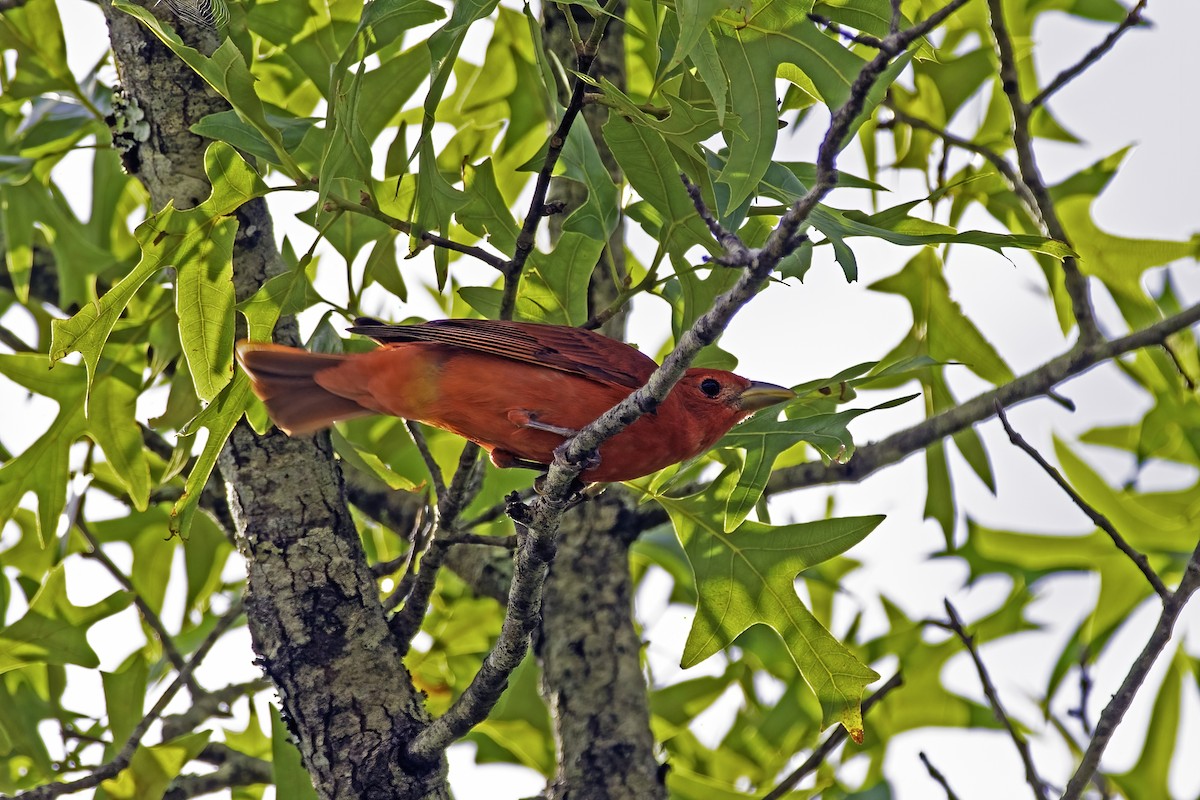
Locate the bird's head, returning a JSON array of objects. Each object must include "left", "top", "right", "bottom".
[{"left": 674, "top": 368, "right": 795, "bottom": 444}]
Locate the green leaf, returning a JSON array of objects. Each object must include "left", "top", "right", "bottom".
[
  {"left": 603, "top": 112, "right": 717, "bottom": 258},
  {"left": 0, "top": 567, "right": 131, "bottom": 674},
  {"left": 712, "top": 6, "right": 869, "bottom": 207},
  {"left": 102, "top": 657, "right": 148, "bottom": 760},
  {"left": 870, "top": 249, "right": 1015, "bottom": 385},
  {"left": 101, "top": 731, "right": 211, "bottom": 800},
  {"left": 237, "top": 266, "right": 322, "bottom": 344},
  {"left": 557, "top": 122, "right": 621, "bottom": 241},
  {"left": 718, "top": 394, "right": 917, "bottom": 530},
  {"left": 415, "top": 0, "right": 502, "bottom": 160},
  {"left": 670, "top": 0, "right": 737, "bottom": 72},
  {"left": 459, "top": 159, "right": 519, "bottom": 257},
  {"left": 176, "top": 217, "right": 237, "bottom": 402},
  {"left": 413, "top": 135, "right": 467, "bottom": 287},
  {"left": 191, "top": 110, "right": 318, "bottom": 168},
  {"left": 170, "top": 373, "right": 253, "bottom": 538},
  {"left": 1052, "top": 150, "right": 1199, "bottom": 329},
  {"left": 0, "top": 184, "right": 36, "bottom": 303},
  {"left": 654, "top": 473, "right": 881, "bottom": 738},
  {"left": 526, "top": 232, "right": 603, "bottom": 326},
  {"left": 271, "top": 704, "right": 320, "bottom": 800},
  {"left": 50, "top": 143, "right": 266, "bottom": 400},
  {"left": 86, "top": 351, "right": 152, "bottom": 510},
  {"left": 0, "top": 351, "right": 150, "bottom": 542}
]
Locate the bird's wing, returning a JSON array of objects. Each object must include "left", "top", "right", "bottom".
[{"left": 347, "top": 318, "right": 655, "bottom": 390}]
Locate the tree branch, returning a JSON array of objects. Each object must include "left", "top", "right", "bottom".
[
  {"left": 762, "top": 672, "right": 904, "bottom": 800},
  {"left": 499, "top": 0, "right": 624, "bottom": 320},
  {"left": 769, "top": 302, "right": 1200, "bottom": 492},
  {"left": 408, "top": 0, "right": 972, "bottom": 765},
  {"left": 322, "top": 191, "right": 509, "bottom": 271},
  {"left": 1029, "top": 0, "right": 1149, "bottom": 109},
  {"left": 1061, "top": 540, "right": 1200, "bottom": 799},
  {"left": 405, "top": 495, "right": 558, "bottom": 762},
  {"left": 942, "top": 600, "right": 1049, "bottom": 800},
  {"left": 14, "top": 600, "right": 244, "bottom": 800},
  {"left": 163, "top": 744, "right": 273, "bottom": 800},
  {"left": 993, "top": 402, "right": 1170, "bottom": 601},
  {"left": 919, "top": 751, "right": 962, "bottom": 800},
  {"left": 986, "top": 0, "right": 1102, "bottom": 345}
]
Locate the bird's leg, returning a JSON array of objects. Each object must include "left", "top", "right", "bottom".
[{"left": 507, "top": 409, "right": 579, "bottom": 438}]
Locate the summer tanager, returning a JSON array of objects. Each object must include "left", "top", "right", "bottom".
[{"left": 235, "top": 318, "right": 795, "bottom": 483}]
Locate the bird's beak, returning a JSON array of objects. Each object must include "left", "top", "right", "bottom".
[{"left": 737, "top": 381, "right": 796, "bottom": 412}]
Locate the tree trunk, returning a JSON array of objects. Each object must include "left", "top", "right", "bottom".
[{"left": 103, "top": 6, "right": 448, "bottom": 797}]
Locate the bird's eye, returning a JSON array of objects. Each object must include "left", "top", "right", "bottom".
[{"left": 699, "top": 378, "right": 721, "bottom": 398}]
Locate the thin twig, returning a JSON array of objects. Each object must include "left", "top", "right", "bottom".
[
  {"left": 161, "top": 680, "right": 272, "bottom": 741},
  {"left": 919, "top": 751, "right": 962, "bottom": 800},
  {"left": 807, "top": 13, "right": 885, "bottom": 49},
  {"left": 405, "top": 421, "right": 448, "bottom": 505},
  {"left": 986, "top": 0, "right": 1102, "bottom": 346},
  {"left": 889, "top": 0, "right": 903, "bottom": 34},
  {"left": 761, "top": 672, "right": 904, "bottom": 800},
  {"left": 1062, "top": 541, "right": 1200, "bottom": 799},
  {"left": 1030, "top": 0, "right": 1148, "bottom": 108},
  {"left": 994, "top": 401, "right": 1170, "bottom": 600},
  {"left": 77, "top": 519, "right": 202, "bottom": 695},
  {"left": 680, "top": 172, "right": 752, "bottom": 264},
  {"left": 435, "top": 532, "right": 519, "bottom": 548},
  {"left": 323, "top": 192, "right": 508, "bottom": 271},
  {"left": 499, "top": 0, "right": 625, "bottom": 320},
  {"left": 943, "top": 600, "right": 1049, "bottom": 800},
  {"left": 16, "top": 599, "right": 245, "bottom": 800},
  {"left": 1068, "top": 646, "right": 1095, "bottom": 737},
  {"left": 769, "top": 301, "right": 1200, "bottom": 492},
  {"left": 882, "top": 101, "right": 1041, "bottom": 215}
]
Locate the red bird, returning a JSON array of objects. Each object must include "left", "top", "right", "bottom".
[{"left": 235, "top": 318, "right": 794, "bottom": 483}]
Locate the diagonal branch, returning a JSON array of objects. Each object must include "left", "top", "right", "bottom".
[
  {"left": 14, "top": 600, "right": 244, "bottom": 800},
  {"left": 919, "top": 751, "right": 963, "bottom": 800},
  {"left": 993, "top": 401, "right": 1170, "bottom": 601},
  {"left": 499, "top": 0, "right": 625, "bottom": 321},
  {"left": 405, "top": 496, "right": 557, "bottom": 762},
  {"left": 1061, "top": 540, "right": 1200, "bottom": 799},
  {"left": 762, "top": 672, "right": 904, "bottom": 800},
  {"left": 1030, "top": 0, "right": 1149, "bottom": 109},
  {"left": 942, "top": 600, "right": 1050, "bottom": 800},
  {"left": 768, "top": 302, "right": 1200, "bottom": 492}
]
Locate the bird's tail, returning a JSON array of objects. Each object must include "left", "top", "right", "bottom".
[{"left": 235, "top": 341, "right": 372, "bottom": 435}]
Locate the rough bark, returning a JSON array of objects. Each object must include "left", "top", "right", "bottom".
[{"left": 104, "top": 6, "right": 448, "bottom": 797}]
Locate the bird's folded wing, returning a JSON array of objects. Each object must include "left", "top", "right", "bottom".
[{"left": 347, "top": 317, "right": 655, "bottom": 390}]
